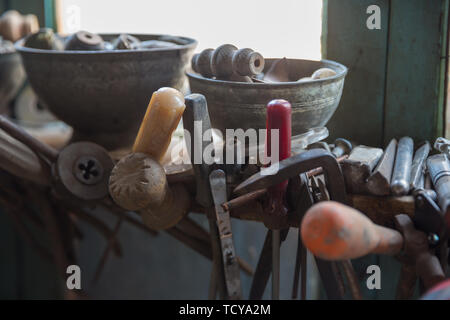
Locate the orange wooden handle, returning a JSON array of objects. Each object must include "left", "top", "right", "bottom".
[{"left": 301, "top": 201, "right": 403, "bottom": 260}]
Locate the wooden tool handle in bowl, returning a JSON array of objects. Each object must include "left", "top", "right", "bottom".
[{"left": 301, "top": 201, "right": 404, "bottom": 260}]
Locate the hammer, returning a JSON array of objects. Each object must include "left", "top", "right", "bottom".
[{"left": 109, "top": 87, "right": 190, "bottom": 230}]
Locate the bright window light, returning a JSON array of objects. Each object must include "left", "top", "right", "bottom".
[{"left": 57, "top": 0, "right": 323, "bottom": 60}]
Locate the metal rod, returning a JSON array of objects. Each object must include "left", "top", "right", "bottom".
[
  {"left": 272, "top": 229, "right": 280, "bottom": 300},
  {"left": 410, "top": 142, "right": 431, "bottom": 190},
  {"left": 391, "top": 137, "right": 414, "bottom": 196},
  {"left": 291, "top": 232, "right": 302, "bottom": 299}
]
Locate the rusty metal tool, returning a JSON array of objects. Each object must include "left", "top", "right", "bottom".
[
  {"left": 391, "top": 137, "right": 414, "bottom": 196},
  {"left": 331, "top": 138, "right": 352, "bottom": 158},
  {"left": 234, "top": 149, "right": 347, "bottom": 200},
  {"left": 236, "top": 149, "right": 347, "bottom": 299},
  {"left": 184, "top": 94, "right": 241, "bottom": 300},
  {"left": 427, "top": 154, "right": 450, "bottom": 230},
  {"left": 366, "top": 138, "right": 397, "bottom": 196},
  {"left": 209, "top": 169, "right": 242, "bottom": 299},
  {"left": 341, "top": 145, "right": 383, "bottom": 194}
]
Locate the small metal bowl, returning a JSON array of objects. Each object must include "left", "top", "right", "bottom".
[
  {"left": 0, "top": 51, "right": 26, "bottom": 113},
  {"left": 16, "top": 34, "right": 197, "bottom": 150},
  {"left": 187, "top": 58, "right": 347, "bottom": 136}
]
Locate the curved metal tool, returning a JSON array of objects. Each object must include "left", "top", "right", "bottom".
[
  {"left": 244, "top": 149, "right": 347, "bottom": 300},
  {"left": 234, "top": 149, "right": 346, "bottom": 203}
]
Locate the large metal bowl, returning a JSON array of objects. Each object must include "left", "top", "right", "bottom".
[
  {"left": 16, "top": 34, "right": 197, "bottom": 149},
  {"left": 0, "top": 52, "right": 26, "bottom": 113},
  {"left": 187, "top": 59, "right": 347, "bottom": 136}
]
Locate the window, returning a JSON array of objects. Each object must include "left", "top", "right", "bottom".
[{"left": 56, "top": 0, "right": 323, "bottom": 60}]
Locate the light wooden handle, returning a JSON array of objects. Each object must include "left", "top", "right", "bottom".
[
  {"left": 108, "top": 153, "right": 190, "bottom": 230},
  {"left": 301, "top": 201, "right": 403, "bottom": 260},
  {"left": 192, "top": 45, "right": 264, "bottom": 80},
  {"left": 132, "top": 87, "right": 185, "bottom": 162}
]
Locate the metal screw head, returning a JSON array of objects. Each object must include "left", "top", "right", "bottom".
[
  {"left": 74, "top": 156, "right": 104, "bottom": 185},
  {"left": 54, "top": 142, "right": 114, "bottom": 201}
]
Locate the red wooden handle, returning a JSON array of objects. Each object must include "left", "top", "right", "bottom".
[{"left": 301, "top": 201, "right": 403, "bottom": 260}]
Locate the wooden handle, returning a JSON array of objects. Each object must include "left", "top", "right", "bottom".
[
  {"left": 132, "top": 87, "right": 185, "bottom": 162},
  {"left": 193, "top": 44, "right": 265, "bottom": 80},
  {"left": 65, "top": 31, "right": 105, "bottom": 51},
  {"left": 108, "top": 153, "right": 190, "bottom": 230},
  {"left": 301, "top": 201, "right": 403, "bottom": 260},
  {"left": 192, "top": 49, "right": 214, "bottom": 78}
]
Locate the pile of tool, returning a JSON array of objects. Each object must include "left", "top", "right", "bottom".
[
  {"left": 1, "top": 79, "right": 449, "bottom": 299},
  {"left": 23, "top": 29, "right": 183, "bottom": 51},
  {"left": 192, "top": 44, "right": 337, "bottom": 83}
]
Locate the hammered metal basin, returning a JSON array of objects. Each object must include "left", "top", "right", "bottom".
[
  {"left": 16, "top": 34, "right": 197, "bottom": 149},
  {"left": 0, "top": 52, "right": 26, "bottom": 113},
  {"left": 187, "top": 59, "right": 347, "bottom": 135}
]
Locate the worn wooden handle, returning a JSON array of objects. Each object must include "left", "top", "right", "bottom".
[
  {"left": 192, "top": 45, "right": 264, "bottom": 81},
  {"left": 301, "top": 201, "right": 403, "bottom": 260}
]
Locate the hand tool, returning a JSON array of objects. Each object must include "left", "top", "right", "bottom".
[
  {"left": 133, "top": 87, "right": 186, "bottom": 163},
  {"left": 410, "top": 142, "right": 431, "bottom": 190},
  {"left": 184, "top": 94, "right": 241, "bottom": 300},
  {"left": 434, "top": 137, "right": 450, "bottom": 158},
  {"left": 331, "top": 138, "right": 352, "bottom": 158},
  {"left": 427, "top": 153, "right": 450, "bottom": 230},
  {"left": 301, "top": 201, "right": 445, "bottom": 290},
  {"left": 192, "top": 44, "right": 264, "bottom": 81},
  {"left": 65, "top": 31, "right": 105, "bottom": 51},
  {"left": 264, "top": 99, "right": 291, "bottom": 300},
  {"left": 209, "top": 169, "right": 242, "bottom": 299},
  {"left": 391, "top": 137, "right": 414, "bottom": 196},
  {"left": 341, "top": 145, "right": 384, "bottom": 194},
  {"left": 301, "top": 201, "right": 403, "bottom": 260},
  {"left": 109, "top": 153, "right": 190, "bottom": 230},
  {"left": 109, "top": 87, "right": 190, "bottom": 230},
  {"left": 366, "top": 139, "right": 397, "bottom": 196},
  {"left": 235, "top": 148, "right": 347, "bottom": 299}
]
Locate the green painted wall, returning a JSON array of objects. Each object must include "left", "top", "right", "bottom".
[{"left": 324, "top": 0, "right": 449, "bottom": 147}]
